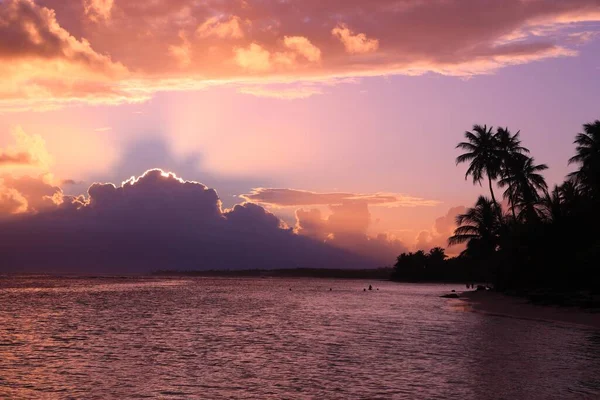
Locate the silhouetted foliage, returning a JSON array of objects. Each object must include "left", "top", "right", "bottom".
[
  {"left": 456, "top": 124, "right": 502, "bottom": 206},
  {"left": 393, "top": 119, "right": 600, "bottom": 296},
  {"left": 391, "top": 246, "right": 486, "bottom": 282},
  {"left": 447, "top": 120, "right": 600, "bottom": 293},
  {"left": 568, "top": 120, "right": 600, "bottom": 199}
]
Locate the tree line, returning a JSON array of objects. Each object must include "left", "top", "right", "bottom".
[{"left": 393, "top": 120, "right": 600, "bottom": 293}]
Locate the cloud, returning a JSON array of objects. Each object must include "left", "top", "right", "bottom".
[
  {"left": 331, "top": 24, "right": 379, "bottom": 54},
  {"left": 0, "top": 0, "right": 132, "bottom": 111},
  {"left": 234, "top": 43, "right": 273, "bottom": 72},
  {"left": 3, "top": 0, "right": 600, "bottom": 110},
  {"left": 295, "top": 202, "right": 408, "bottom": 265},
  {"left": 0, "top": 174, "right": 63, "bottom": 215},
  {"left": 84, "top": 0, "right": 114, "bottom": 21},
  {"left": 414, "top": 206, "right": 467, "bottom": 255},
  {"left": 0, "top": 169, "right": 377, "bottom": 272},
  {"left": 197, "top": 15, "right": 246, "bottom": 39},
  {"left": 241, "top": 187, "right": 428, "bottom": 263},
  {"left": 0, "top": 185, "right": 28, "bottom": 215},
  {"left": 61, "top": 179, "right": 84, "bottom": 185},
  {"left": 283, "top": 36, "right": 321, "bottom": 62},
  {"left": 240, "top": 188, "right": 439, "bottom": 207},
  {"left": 0, "top": 152, "right": 33, "bottom": 166},
  {"left": 238, "top": 84, "right": 324, "bottom": 99},
  {"left": 0, "top": 126, "right": 52, "bottom": 169},
  {"left": 169, "top": 30, "right": 192, "bottom": 68}
]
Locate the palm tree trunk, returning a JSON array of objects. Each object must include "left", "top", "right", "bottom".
[{"left": 488, "top": 175, "right": 497, "bottom": 206}]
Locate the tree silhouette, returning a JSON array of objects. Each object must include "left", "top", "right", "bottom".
[
  {"left": 499, "top": 156, "right": 548, "bottom": 222},
  {"left": 394, "top": 118, "right": 600, "bottom": 295},
  {"left": 568, "top": 120, "right": 600, "bottom": 198},
  {"left": 448, "top": 196, "right": 500, "bottom": 258},
  {"left": 428, "top": 247, "right": 447, "bottom": 263},
  {"left": 496, "top": 127, "right": 530, "bottom": 218},
  {"left": 456, "top": 125, "right": 502, "bottom": 206}
]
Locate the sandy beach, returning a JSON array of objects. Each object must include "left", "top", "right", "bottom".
[{"left": 455, "top": 290, "right": 600, "bottom": 330}]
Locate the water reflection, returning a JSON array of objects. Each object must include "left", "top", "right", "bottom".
[{"left": 0, "top": 277, "right": 598, "bottom": 399}]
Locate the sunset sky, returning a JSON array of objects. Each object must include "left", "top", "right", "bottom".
[{"left": 1, "top": 0, "right": 600, "bottom": 269}]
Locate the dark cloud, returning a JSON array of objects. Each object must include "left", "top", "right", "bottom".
[
  {"left": 91, "top": 136, "right": 278, "bottom": 208},
  {"left": 0, "top": 169, "right": 377, "bottom": 273},
  {"left": 61, "top": 179, "right": 84, "bottom": 185}
]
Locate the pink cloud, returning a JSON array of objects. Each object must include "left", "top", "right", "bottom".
[
  {"left": 0, "top": 174, "right": 63, "bottom": 215},
  {"left": 2, "top": 0, "right": 600, "bottom": 110},
  {"left": 240, "top": 188, "right": 439, "bottom": 207},
  {"left": 237, "top": 84, "right": 325, "bottom": 100},
  {"left": 295, "top": 202, "right": 408, "bottom": 265},
  {"left": 414, "top": 206, "right": 467, "bottom": 256}
]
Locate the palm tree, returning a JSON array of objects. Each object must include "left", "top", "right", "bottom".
[
  {"left": 498, "top": 156, "right": 548, "bottom": 222},
  {"left": 456, "top": 125, "right": 502, "bottom": 206},
  {"left": 495, "top": 127, "right": 530, "bottom": 218},
  {"left": 448, "top": 196, "right": 501, "bottom": 257},
  {"left": 496, "top": 128, "right": 530, "bottom": 157},
  {"left": 541, "top": 180, "right": 584, "bottom": 222},
  {"left": 540, "top": 185, "right": 563, "bottom": 223},
  {"left": 557, "top": 180, "right": 581, "bottom": 212},
  {"left": 428, "top": 247, "right": 447, "bottom": 264},
  {"left": 568, "top": 120, "right": 600, "bottom": 197}
]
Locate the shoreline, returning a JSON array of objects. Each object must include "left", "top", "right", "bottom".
[{"left": 456, "top": 290, "right": 600, "bottom": 330}]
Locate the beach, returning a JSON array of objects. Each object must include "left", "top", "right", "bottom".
[{"left": 457, "top": 290, "right": 600, "bottom": 330}]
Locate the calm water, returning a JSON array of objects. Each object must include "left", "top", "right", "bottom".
[{"left": 0, "top": 277, "right": 599, "bottom": 399}]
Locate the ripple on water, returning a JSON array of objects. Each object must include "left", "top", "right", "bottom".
[{"left": 0, "top": 277, "right": 598, "bottom": 399}]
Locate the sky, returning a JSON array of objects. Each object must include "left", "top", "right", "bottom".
[{"left": 1, "top": 0, "right": 600, "bottom": 271}]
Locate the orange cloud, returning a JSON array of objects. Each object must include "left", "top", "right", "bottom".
[
  {"left": 84, "top": 0, "right": 114, "bottom": 21},
  {"left": 0, "top": 174, "right": 64, "bottom": 215},
  {"left": 0, "top": 152, "right": 33, "bottom": 166},
  {"left": 169, "top": 31, "right": 192, "bottom": 68},
  {"left": 283, "top": 36, "right": 322, "bottom": 62},
  {"left": 0, "top": 126, "right": 52, "bottom": 170},
  {"left": 331, "top": 24, "right": 379, "bottom": 54},
  {"left": 3, "top": 0, "right": 600, "bottom": 110},
  {"left": 197, "top": 15, "right": 246, "bottom": 39},
  {"left": 234, "top": 43, "right": 273, "bottom": 72},
  {"left": 0, "top": 0, "right": 132, "bottom": 111},
  {"left": 0, "top": 185, "right": 28, "bottom": 215}
]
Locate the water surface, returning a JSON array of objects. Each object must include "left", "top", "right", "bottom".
[{"left": 0, "top": 277, "right": 598, "bottom": 399}]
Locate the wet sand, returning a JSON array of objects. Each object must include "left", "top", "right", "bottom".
[{"left": 456, "top": 290, "right": 600, "bottom": 330}]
